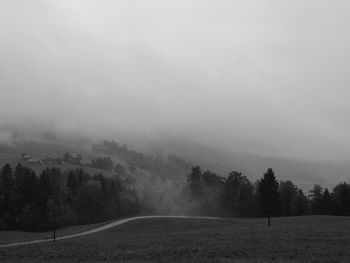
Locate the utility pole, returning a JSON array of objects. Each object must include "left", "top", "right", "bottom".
[
  {"left": 53, "top": 199, "right": 56, "bottom": 242},
  {"left": 48, "top": 198, "right": 56, "bottom": 242}
]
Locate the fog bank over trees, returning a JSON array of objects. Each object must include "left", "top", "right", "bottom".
[
  {"left": 1, "top": 0, "right": 350, "bottom": 163},
  {"left": 0, "top": 129, "right": 349, "bottom": 191}
]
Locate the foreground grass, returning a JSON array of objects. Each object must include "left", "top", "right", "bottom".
[
  {"left": 0, "top": 219, "right": 117, "bottom": 244},
  {"left": 0, "top": 216, "right": 350, "bottom": 262}
]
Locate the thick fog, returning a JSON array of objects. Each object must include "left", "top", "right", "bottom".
[{"left": 1, "top": 0, "right": 350, "bottom": 161}]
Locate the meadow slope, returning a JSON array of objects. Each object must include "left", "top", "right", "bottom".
[{"left": 0, "top": 216, "right": 349, "bottom": 262}]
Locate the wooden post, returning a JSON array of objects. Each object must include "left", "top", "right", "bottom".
[{"left": 53, "top": 199, "right": 56, "bottom": 242}]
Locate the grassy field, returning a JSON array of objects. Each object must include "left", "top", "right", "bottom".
[
  {"left": 0, "top": 219, "right": 118, "bottom": 245},
  {"left": 0, "top": 216, "right": 349, "bottom": 262}
]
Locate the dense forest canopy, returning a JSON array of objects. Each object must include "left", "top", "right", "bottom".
[{"left": 1, "top": 157, "right": 349, "bottom": 231}]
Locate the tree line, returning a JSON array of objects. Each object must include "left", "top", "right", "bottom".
[
  {"left": 0, "top": 163, "right": 139, "bottom": 231},
  {"left": 187, "top": 166, "right": 350, "bottom": 225},
  {"left": 1, "top": 162, "right": 349, "bottom": 231}
]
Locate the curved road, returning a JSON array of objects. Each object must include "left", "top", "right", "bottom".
[{"left": 0, "top": 216, "right": 220, "bottom": 248}]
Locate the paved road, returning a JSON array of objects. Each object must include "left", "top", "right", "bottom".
[{"left": 0, "top": 216, "right": 220, "bottom": 248}]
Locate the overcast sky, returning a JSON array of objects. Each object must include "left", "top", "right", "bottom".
[{"left": 1, "top": 0, "right": 350, "bottom": 161}]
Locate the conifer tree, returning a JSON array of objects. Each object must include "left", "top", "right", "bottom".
[{"left": 257, "top": 168, "right": 279, "bottom": 227}]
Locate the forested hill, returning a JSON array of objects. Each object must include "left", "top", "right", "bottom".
[
  {"left": 0, "top": 138, "right": 193, "bottom": 181},
  {"left": 0, "top": 138, "right": 198, "bottom": 220},
  {"left": 0, "top": 140, "right": 195, "bottom": 232},
  {"left": 1, "top": 138, "right": 350, "bottom": 233},
  {"left": 1, "top": 135, "right": 349, "bottom": 194},
  {"left": 92, "top": 140, "right": 193, "bottom": 179}
]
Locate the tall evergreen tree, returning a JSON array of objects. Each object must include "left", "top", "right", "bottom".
[
  {"left": 257, "top": 168, "right": 279, "bottom": 227},
  {"left": 332, "top": 183, "right": 350, "bottom": 216},
  {"left": 67, "top": 171, "right": 78, "bottom": 195},
  {"left": 224, "top": 171, "right": 243, "bottom": 216},
  {"left": 291, "top": 189, "right": 308, "bottom": 216},
  {"left": 223, "top": 171, "right": 254, "bottom": 217},
  {"left": 0, "top": 164, "right": 15, "bottom": 229},
  {"left": 0, "top": 164, "right": 14, "bottom": 194},
  {"left": 238, "top": 177, "right": 255, "bottom": 217},
  {"left": 14, "top": 165, "right": 35, "bottom": 215},
  {"left": 322, "top": 188, "right": 332, "bottom": 215},
  {"left": 279, "top": 180, "right": 297, "bottom": 216},
  {"left": 188, "top": 166, "right": 202, "bottom": 196},
  {"left": 309, "top": 184, "right": 324, "bottom": 214}
]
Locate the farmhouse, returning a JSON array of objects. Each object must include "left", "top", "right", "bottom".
[
  {"left": 21, "top": 153, "right": 32, "bottom": 160},
  {"left": 26, "top": 158, "right": 42, "bottom": 164},
  {"left": 42, "top": 156, "right": 63, "bottom": 165},
  {"left": 63, "top": 152, "right": 82, "bottom": 164}
]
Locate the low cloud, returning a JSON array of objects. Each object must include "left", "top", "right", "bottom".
[{"left": 1, "top": 0, "right": 350, "bottom": 161}]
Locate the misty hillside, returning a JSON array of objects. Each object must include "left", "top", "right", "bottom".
[
  {"left": 1, "top": 130, "right": 350, "bottom": 228},
  {"left": 0, "top": 131, "right": 349, "bottom": 192},
  {"left": 143, "top": 138, "right": 350, "bottom": 191}
]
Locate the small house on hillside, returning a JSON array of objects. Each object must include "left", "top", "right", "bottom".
[
  {"left": 63, "top": 152, "right": 82, "bottom": 165},
  {"left": 21, "top": 153, "right": 32, "bottom": 160},
  {"left": 42, "top": 157, "right": 63, "bottom": 165},
  {"left": 27, "top": 158, "right": 42, "bottom": 165}
]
